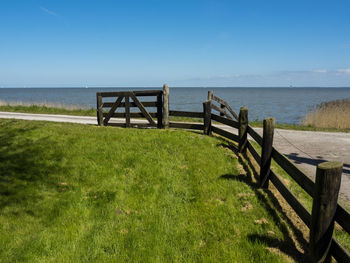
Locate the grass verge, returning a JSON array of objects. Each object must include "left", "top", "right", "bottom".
[
  {"left": 247, "top": 140, "right": 350, "bottom": 253},
  {"left": 0, "top": 119, "right": 299, "bottom": 262},
  {"left": 1, "top": 103, "right": 349, "bottom": 132}
]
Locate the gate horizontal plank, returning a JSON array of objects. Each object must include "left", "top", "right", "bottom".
[
  {"left": 103, "top": 101, "right": 157, "bottom": 108},
  {"left": 99, "top": 90, "right": 162, "bottom": 97},
  {"left": 103, "top": 112, "right": 158, "bottom": 118}
]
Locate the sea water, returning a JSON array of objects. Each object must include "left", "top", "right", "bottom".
[{"left": 1, "top": 87, "right": 349, "bottom": 124}]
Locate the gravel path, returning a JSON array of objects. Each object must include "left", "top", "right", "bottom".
[{"left": 1, "top": 111, "right": 349, "bottom": 205}]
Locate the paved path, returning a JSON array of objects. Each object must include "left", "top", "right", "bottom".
[{"left": 1, "top": 111, "right": 349, "bottom": 205}]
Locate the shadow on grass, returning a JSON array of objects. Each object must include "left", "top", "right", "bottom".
[
  {"left": 0, "top": 120, "right": 65, "bottom": 213},
  {"left": 216, "top": 137, "right": 308, "bottom": 262}
]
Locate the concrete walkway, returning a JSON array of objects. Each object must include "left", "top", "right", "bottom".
[{"left": 1, "top": 111, "right": 349, "bottom": 205}]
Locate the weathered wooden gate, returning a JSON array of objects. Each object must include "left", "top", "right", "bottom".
[{"left": 96, "top": 90, "right": 163, "bottom": 128}]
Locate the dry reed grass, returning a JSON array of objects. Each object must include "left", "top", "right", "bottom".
[
  {"left": 302, "top": 99, "right": 350, "bottom": 129},
  {"left": 0, "top": 100, "right": 88, "bottom": 110}
]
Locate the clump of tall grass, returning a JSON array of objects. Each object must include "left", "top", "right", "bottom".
[
  {"left": 302, "top": 99, "right": 350, "bottom": 129},
  {"left": 0, "top": 100, "right": 88, "bottom": 110},
  {"left": 0, "top": 100, "right": 96, "bottom": 116}
]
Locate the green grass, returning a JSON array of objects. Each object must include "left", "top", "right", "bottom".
[{"left": 0, "top": 119, "right": 300, "bottom": 262}]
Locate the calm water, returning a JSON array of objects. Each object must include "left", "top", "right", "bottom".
[{"left": 1, "top": 87, "right": 350, "bottom": 124}]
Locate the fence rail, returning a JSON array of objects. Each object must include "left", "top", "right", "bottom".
[{"left": 96, "top": 87, "right": 350, "bottom": 262}]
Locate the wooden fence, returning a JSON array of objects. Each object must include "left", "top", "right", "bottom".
[{"left": 97, "top": 86, "right": 350, "bottom": 262}]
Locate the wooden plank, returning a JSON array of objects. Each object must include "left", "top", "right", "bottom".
[
  {"left": 169, "top": 110, "right": 204, "bottom": 118},
  {"left": 211, "top": 113, "right": 239, "bottom": 129},
  {"left": 271, "top": 148, "right": 315, "bottom": 197},
  {"left": 169, "top": 122, "right": 204, "bottom": 130},
  {"left": 102, "top": 101, "right": 157, "bottom": 108},
  {"left": 133, "top": 90, "right": 163, "bottom": 96},
  {"left": 309, "top": 162, "right": 343, "bottom": 263},
  {"left": 107, "top": 122, "right": 154, "bottom": 128},
  {"left": 247, "top": 126, "right": 263, "bottom": 146},
  {"left": 335, "top": 205, "right": 350, "bottom": 234},
  {"left": 270, "top": 171, "right": 311, "bottom": 226},
  {"left": 211, "top": 104, "right": 233, "bottom": 120},
  {"left": 259, "top": 118, "right": 275, "bottom": 188},
  {"left": 212, "top": 95, "right": 238, "bottom": 120},
  {"left": 211, "top": 126, "right": 239, "bottom": 142},
  {"left": 125, "top": 95, "right": 130, "bottom": 127},
  {"left": 103, "top": 96, "right": 124, "bottom": 125},
  {"left": 100, "top": 90, "right": 162, "bottom": 97},
  {"left": 330, "top": 238, "right": 350, "bottom": 262},
  {"left": 103, "top": 112, "right": 158, "bottom": 118},
  {"left": 247, "top": 141, "right": 261, "bottom": 164},
  {"left": 129, "top": 93, "right": 156, "bottom": 126}
]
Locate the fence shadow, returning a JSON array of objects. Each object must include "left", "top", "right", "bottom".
[
  {"left": 286, "top": 152, "right": 350, "bottom": 175},
  {"left": 0, "top": 120, "right": 65, "bottom": 214},
  {"left": 216, "top": 138, "right": 308, "bottom": 262}
]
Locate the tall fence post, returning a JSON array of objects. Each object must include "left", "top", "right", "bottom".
[
  {"left": 208, "top": 90, "right": 213, "bottom": 101},
  {"left": 96, "top": 93, "right": 103, "bottom": 126},
  {"left": 259, "top": 118, "right": 275, "bottom": 188},
  {"left": 309, "top": 161, "right": 343, "bottom": 263},
  {"left": 162, "top": 84, "right": 169, "bottom": 129},
  {"left": 238, "top": 107, "right": 248, "bottom": 153},
  {"left": 203, "top": 100, "right": 212, "bottom": 135}
]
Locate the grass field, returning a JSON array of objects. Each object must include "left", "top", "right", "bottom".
[{"left": 0, "top": 119, "right": 302, "bottom": 262}]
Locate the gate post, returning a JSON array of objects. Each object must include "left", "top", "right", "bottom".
[
  {"left": 162, "top": 84, "right": 169, "bottom": 129},
  {"left": 96, "top": 93, "right": 103, "bottom": 126}
]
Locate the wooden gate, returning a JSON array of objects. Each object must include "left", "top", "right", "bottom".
[
  {"left": 96, "top": 90, "right": 163, "bottom": 128},
  {"left": 208, "top": 91, "right": 238, "bottom": 120}
]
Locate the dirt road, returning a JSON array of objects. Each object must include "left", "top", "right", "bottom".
[{"left": 1, "top": 111, "right": 349, "bottom": 205}]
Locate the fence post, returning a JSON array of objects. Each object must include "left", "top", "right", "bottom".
[
  {"left": 125, "top": 95, "right": 130, "bottom": 128},
  {"left": 162, "top": 84, "right": 169, "bottom": 129},
  {"left": 259, "top": 118, "right": 275, "bottom": 188},
  {"left": 203, "top": 100, "right": 212, "bottom": 135},
  {"left": 309, "top": 161, "right": 343, "bottom": 263},
  {"left": 157, "top": 93, "right": 163, "bottom": 129},
  {"left": 96, "top": 93, "right": 103, "bottom": 126},
  {"left": 238, "top": 107, "right": 248, "bottom": 153},
  {"left": 208, "top": 90, "right": 213, "bottom": 101}
]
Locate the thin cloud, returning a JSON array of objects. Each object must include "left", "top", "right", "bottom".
[
  {"left": 337, "top": 69, "right": 350, "bottom": 74},
  {"left": 313, "top": 69, "right": 327, "bottom": 73},
  {"left": 40, "top": 6, "right": 58, "bottom": 17}
]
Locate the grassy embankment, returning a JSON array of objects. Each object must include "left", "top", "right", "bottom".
[
  {"left": 1, "top": 99, "right": 349, "bottom": 131},
  {"left": 1, "top": 119, "right": 303, "bottom": 262},
  {"left": 246, "top": 140, "right": 350, "bottom": 253}
]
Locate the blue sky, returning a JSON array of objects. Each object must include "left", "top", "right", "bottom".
[{"left": 1, "top": 0, "right": 350, "bottom": 87}]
